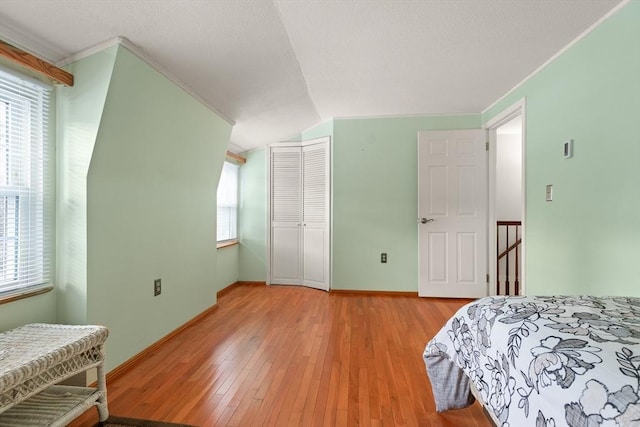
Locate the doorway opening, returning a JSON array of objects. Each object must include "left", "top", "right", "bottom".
[{"left": 487, "top": 100, "right": 525, "bottom": 296}]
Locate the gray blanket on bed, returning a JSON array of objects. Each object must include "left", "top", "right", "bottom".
[{"left": 424, "top": 351, "right": 475, "bottom": 412}]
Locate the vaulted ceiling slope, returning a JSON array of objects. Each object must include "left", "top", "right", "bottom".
[{"left": 0, "top": 0, "right": 624, "bottom": 152}]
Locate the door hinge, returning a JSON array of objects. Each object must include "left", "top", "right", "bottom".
[
  {"left": 485, "top": 141, "right": 489, "bottom": 151},
  {"left": 486, "top": 273, "right": 489, "bottom": 283}
]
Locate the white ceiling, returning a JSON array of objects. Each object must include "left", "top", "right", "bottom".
[{"left": 0, "top": 0, "right": 624, "bottom": 152}]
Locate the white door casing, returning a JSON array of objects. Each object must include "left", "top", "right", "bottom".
[
  {"left": 486, "top": 98, "right": 526, "bottom": 296},
  {"left": 418, "top": 129, "right": 488, "bottom": 298}
]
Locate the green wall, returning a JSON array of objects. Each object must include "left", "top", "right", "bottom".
[
  {"left": 217, "top": 244, "right": 239, "bottom": 289},
  {"left": 302, "top": 120, "right": 334, "bottom": 141},
  {"left": 86, "top": 46, "right": 231, "bottom": 371},
  {"left": 2, "top": 46, "right": 118, "bottom": 332},
  {"left": 483, "top": 1, "right": 640, "bottom": 296},
  {"left": 0, "top": 292, "right": 57, "bottom": 331},
  {"left": 332, "top": 115, "right": 480, "bottom": 291},
  {"left": 2, "top": 44, "right": 233, "bottom": 365},
  {"left": 239, "top": 116, "right": 481, "bottom": 290},
  {"left": 56, "top": 45, "right": 118, "bottom": 325},
  {"left": 238, "top": 149, "right": 267, "bottom": 281}
]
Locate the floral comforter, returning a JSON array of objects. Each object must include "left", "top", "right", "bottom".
[{"left": 423, "top": 296, "right": 640, "bottom": 427}]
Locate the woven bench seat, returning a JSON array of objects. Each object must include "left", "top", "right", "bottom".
[{"left": 0, "top": 323, "right": 109, "bottom": 425}]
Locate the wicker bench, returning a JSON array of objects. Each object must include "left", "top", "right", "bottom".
[{"left": 0, "top": 323, "right": 109, "bottom": 426}]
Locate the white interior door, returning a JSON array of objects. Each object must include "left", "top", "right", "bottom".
[
  {"left": 270, "top": 147, "right": 302, "bottom": 285},
  {"left": 302, "top": 141, "right": 330, "bottom": 291},
  {"left": 418, "top": 129, "right": 488, "bottom": 298}
]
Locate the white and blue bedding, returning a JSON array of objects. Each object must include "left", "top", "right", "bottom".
[{"left": 423, "top": 296, "right": 640, "bottom": 427}]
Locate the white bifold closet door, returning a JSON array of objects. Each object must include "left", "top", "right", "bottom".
[{"left": 269, "top": 138, "right": 330, "bottom": 291}]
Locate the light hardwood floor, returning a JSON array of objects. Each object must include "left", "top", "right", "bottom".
[{"left": 69, "top": 283, "right": 491, "bottom": 426}]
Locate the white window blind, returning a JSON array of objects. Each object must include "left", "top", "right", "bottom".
[
  {"left": 0, "top": 68, "right": 52, "bottom": 296},
  {"left": 217, "top": 161, "right": 238, "bottom": 242}
]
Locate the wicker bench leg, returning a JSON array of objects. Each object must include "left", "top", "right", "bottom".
[
  {"left": 97, "top": 398, "right": 109, "bottom": 421},
  {"left": 97, "top": 364, "right": 109, "bottom": 421}
]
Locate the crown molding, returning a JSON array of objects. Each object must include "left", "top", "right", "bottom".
[
  {"left": 55, "top": 37, "right": 123, "bottom": 68},
  {"left": 333, "top": 111, "right": 480, "bottom": 121},
  {"left": 0, "top": 25, "right": 67, "bottom": 63}
]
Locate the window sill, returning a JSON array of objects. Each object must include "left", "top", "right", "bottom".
[
  {"left": 0, "top": 285, "right": 54, "bottom": 305},
  {"left": 217, "top": 240, "right": 239, "bottom": 249}
]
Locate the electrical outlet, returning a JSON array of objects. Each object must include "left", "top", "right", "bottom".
[
  {"left": 154, "top": 278, "right": 162, "bottom": 296},
  {"left": 381, "top": 253, "right": 387, "bottom": 263}
]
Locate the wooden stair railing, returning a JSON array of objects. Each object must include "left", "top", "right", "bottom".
[{"left": 497, "top": 221, "right": 522, "bottom": 296}]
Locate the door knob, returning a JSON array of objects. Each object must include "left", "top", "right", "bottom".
[{"left": 419, "top": 218, "right": 434, "bottom": 224}]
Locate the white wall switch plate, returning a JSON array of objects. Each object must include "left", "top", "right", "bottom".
[
  {"left": 546, "top": 184, "right": 553, "bottom": 201},
  {"left": 563, "top": 139, "right": 573, "bottom": 158}
]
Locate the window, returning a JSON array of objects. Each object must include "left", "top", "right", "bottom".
[
  {"left": 217, "top": 161, "right": 238, "bottom": 242},
  {"left": 0, "top": 68, "right": 52, "bottom": 297}
]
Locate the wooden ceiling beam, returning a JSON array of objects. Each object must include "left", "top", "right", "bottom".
[
  {"left": 0, "top": 40, "right": 74, "bottom": 86},
  {"left": 226, "top": 150, "right": 246, "bottom": 164}
]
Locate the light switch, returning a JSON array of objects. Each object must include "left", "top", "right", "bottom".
[
  {"left": 546, "top": 185, "right": 553, "bottom": 202},
  {"left": 563, "top": 140, "right": 573, "bottom": 158}
]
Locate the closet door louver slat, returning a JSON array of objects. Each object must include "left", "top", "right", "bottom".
[
  {"left": 271, "top": 149, "right": 301, "bottom": 223},
  {"left": 303, "top": 146, "right": 326, "bottom": 224}
]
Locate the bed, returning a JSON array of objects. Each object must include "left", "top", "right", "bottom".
[{"left": 423, "top": 296, "right": 640, "bottom": 427}]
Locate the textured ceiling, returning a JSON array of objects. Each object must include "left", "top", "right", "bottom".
[{"left": 0, "top": 0, "right": 625, "bottom": 152}]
